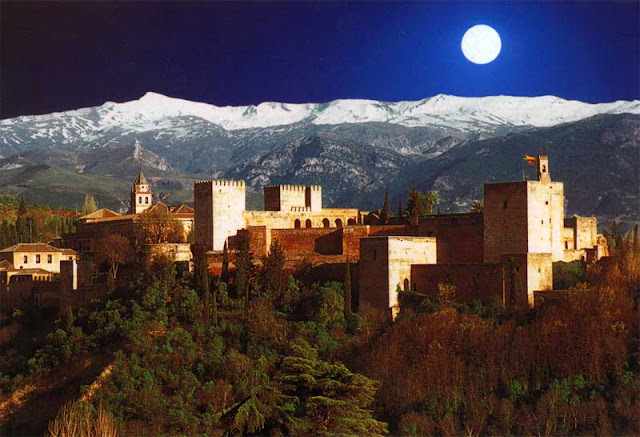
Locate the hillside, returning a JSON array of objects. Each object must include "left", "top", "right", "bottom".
[{"left": 0, "top": 93, "right": 638, "bottom": 224}]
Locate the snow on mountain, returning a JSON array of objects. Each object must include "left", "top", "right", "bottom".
[{"left": 2, "top": 92, "right": 638, "bottom": 135}]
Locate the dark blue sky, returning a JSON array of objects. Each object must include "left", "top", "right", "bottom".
[{"left": 1, "top": 1, "right": 638, "bottom": 118}]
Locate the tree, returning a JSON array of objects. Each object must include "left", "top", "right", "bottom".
[
  {"left": 202, "top": 265, "right": 211, "bottom": 330},
  {"left": 135, "top": 207, "right": 185, "bottom": 244},
  {"left": 424, "top": 190, "right": 440, "bottom": 215},
  {"left": 381, "top": 191, "right": 391, "bottom": 225},
  {"left": 344, "top": 256, "right": 352, "bottom": 318},
  {"left": 397, "top": 199, "right": 404, "bottom": 220},
  {"left": 82, "top": 194, "right": 97, "bottom": 216},
  {"left": 261, "top": 239, "right": 287, "bottom": 301},
  {"left": 221, "top": 241, "right": 230, "bottom": 284},
  {"left": 274, "top": 340, "right": 388, "bottom": 436},
  {"left": 407, "top": 187, "right": 426, "bottom": 226},
  {"left": 470, "top": 200, "right": 484, "bottom": 213},
  {"left": 94, "top": 234, "right": 133, "bottom": 283}
]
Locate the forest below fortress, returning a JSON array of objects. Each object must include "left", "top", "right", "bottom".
[{"left": 0, "top": 194, "right": 639, "bottom": 436}]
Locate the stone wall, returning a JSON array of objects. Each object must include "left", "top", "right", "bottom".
[
  {"left": 359, "top": 236, "right": 437, "bottom": 318},
  {"left": 484, "top": 182, "right": 529, "bottom": 263},
  {"left": 410, "top": 263, "right": 503, "bottom": 303},
  {"left": 263, "top": 185, "right": 322, "bottom": 212},
  {"left": 417, "top": 213, "right": 484, "bottom": 263}
]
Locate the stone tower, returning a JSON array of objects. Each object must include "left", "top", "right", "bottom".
[
  {"left": 537, "top": 154, "right": 550, "bottom": 184},
  {"left": 130, "top": 168, "right": 153, "bottom": 214},
  {"left": 483, "top": 154, "right": 564, "bottom": 263},
  {"left": 194, "top": 180, "right": 246, "bottom": 251}
]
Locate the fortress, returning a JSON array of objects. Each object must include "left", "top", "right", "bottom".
[
  {"left": 194, "top": 154, "right": 607, "bottom": 317},
  {"left": 2, "top": 153, "right": 606, "bottom": 316}
]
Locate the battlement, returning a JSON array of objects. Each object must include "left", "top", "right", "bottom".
[
  {"left": 265, "top": 184, "right": 321, "bottom": 192},
  {"left": 290, "top": 206, "right": 312, "bottom": 212},
  {"left": 195, "top": 180, "right": 245, "bottom": 188}
]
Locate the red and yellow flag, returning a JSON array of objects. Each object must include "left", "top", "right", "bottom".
[{"left": 524, "top": 155, "right": 536, "bottom": 165}]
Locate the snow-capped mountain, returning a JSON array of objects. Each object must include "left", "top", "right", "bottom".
[
  {"left": 2, "top": 92, "right": 638, "bottom": 143},
  {"left": 0, "top": 93, "right": 638, "bottom": 226}
]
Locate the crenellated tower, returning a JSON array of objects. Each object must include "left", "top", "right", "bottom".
[{"left": 194, "top": 180, "right": 246, "bottom": 251}]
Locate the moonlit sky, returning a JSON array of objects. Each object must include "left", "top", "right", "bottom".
[{"left": 1, "top": 1, "right": 638, "bottom": 118}]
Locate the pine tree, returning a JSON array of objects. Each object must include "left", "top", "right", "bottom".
[
  {"left": 397, "top": 199, "right": 403, "bottom": 220},
  {"left": 381, "top": 191, "right": 390, "bottom": 224},
  {"left": 344, "top": 255, "right": 352, "bottom": 318}
]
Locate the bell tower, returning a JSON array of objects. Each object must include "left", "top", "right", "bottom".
[
  {"left": 130, "top": 167, "right": 153, "bottom": 214},
  {"left": 537, "top": 154, "right": 551, "bottom": 184}
]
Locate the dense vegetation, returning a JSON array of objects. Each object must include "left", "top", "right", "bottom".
[
  {"left": 1, "top": 233, "right": 639, "bottom": 435},
  {"left": 0, "top": 195, "right": 76, "bottom": 247}
]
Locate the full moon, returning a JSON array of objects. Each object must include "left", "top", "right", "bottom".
[{"left": 461, "top": 25, "right": 501, "bottom": 64}]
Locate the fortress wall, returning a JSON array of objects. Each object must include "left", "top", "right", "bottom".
[
  {"left": 244, "top": 209, "right": 359, "bottom": 230},
  {"left": 484, "top": 182, "right": 529, "bottom": 263},
  {"left": 501, "top": 253, "right": 552, "bottom": 308},
  {"left": 410, "top": 263, "right": 503, "bottom": 303},
  {"left": 417, "top": 214, "right": 484, "bottom": 263},
  {"left": 271, "top": 228, "right": 342, "bottom": 255},
  {"left": 358, "top": 238, "right": 392, "bottom": 315},
  {"left": 368, "top": 224, "right": 418, "bottom": 236},
  {"left": 359, "top": 236, "right": 437, "bottom": 318}
]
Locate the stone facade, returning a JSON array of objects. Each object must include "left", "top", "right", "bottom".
[
  {"left": 359, "top": 236, "right": 437, "bottom": 318},
  {"left": 358, "top": 155, "right": 605, "bottom": 317},
  {"left": 194, "top": 180, "right": 360, "bottom": 253}
]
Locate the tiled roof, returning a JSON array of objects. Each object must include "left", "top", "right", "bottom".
[
  {"left": 61, "top": 248, "right": 78, "bottom": 256},
  {"left": 0, "top": 260, "right": 15, "bottom": 270},
  {"left": 134, "top": 169, "right": 148, "bottom": 186},
  {"left": 80, "top": 208, "right": 121, "bottom": 220},
  {"left": 0, "top": 243, "right": 63, "bottom": 253}
]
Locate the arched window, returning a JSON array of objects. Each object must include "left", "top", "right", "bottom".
[
  {"left": 404, "top": 278, "right": 409, "bottom": 291},
  {"left": 335, "top": 218, "right": 343, "bottom": 228},
  {"left": 322, "top": 218, "right": 330, "bottom": 228},
  {"left": 542, "top": 165, "right": 547, "bottom": 172},
  {"left": 139, "top": 196, "right": 142, "bottom": 203},
  {"left": 372, "top": 249, "right": 377, "bottom": 260},
  {"left": 305, "top": 219, "right": 312, "bottom": 228},
  {"left": 347, "top": 218, "right": 356, "bottom": 225},
  {"left": 145, "top": 196, "right": 149, "bottom": 204},
  {"left": 294, "top": 219, "right": 301, "bottom": 229}
]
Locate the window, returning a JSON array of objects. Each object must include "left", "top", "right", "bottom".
[
  {"left": 541, "top": 220, "right": 544, "bottom": 224},
  {"left": 503, "top": 200, "right": 508, "bottom": 209},
  {"left": 372, "top": 249, "right": 377, "bottom": 260},
  {"left": 23, "top": 255, "right": 28, "bottom": 264},
  {"left": 36, "top": 254, "right": 41, "bottom": 264},
  {"left": 542, "top": 165, "right": 546, "bottom": 172},
  {"left": 145, "top": 197, "right": 149, "bottom": 204},
  {"left": 322, "top": 218, "right": 330, "bottom": 228},
  {"left": 47, "top": 254, "right": 52, "bottom": 263},
  {"left": 294, "top": 219, "right": 301, "bottom": 229},
  {"left": 305, "top": 219, "right": 312, "bottom": 228},
  {"left": 335, "top": 218, "right": 343, "bottom": 228},
  {"left": 545, "top": 201, "right": 549, "bottom": 205},
  {"left": 139, "top": 196, "right": 142, "bottom": 203}
]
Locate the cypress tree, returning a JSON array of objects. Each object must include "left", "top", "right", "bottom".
[
  {"left": 212, "top": 278, "right": 219, "bottom": 328},
  {"left": 202, "top": 266, "right": 211, "bottom": 330},
  {"left": 344, "top": 255, "right": 352, "bottom": 318},
  {"left": 0, "top": 220, "right": 7, "bottom": 248},
  {"left": 221, "top": 240, "right": 229, "bottom": 284},
  {"left": 397, "top": 199, "right": 403, "bottom": 220},
  {"left": 381, "top": 191, "right": 390, "bottom": 225}
]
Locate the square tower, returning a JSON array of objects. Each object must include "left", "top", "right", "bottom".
[
  {"left": 194, "top": 180, "right": 246, "bottom": 251},
  {"left": 263, "top": 185, "right": 322, "bottom": 212},
  {"left": 484, "top": 159, "right": 564, "bottom": 263}
]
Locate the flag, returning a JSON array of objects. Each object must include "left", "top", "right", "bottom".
[{"left": 524, "top": 155, "right": 536, "bottom": 165}]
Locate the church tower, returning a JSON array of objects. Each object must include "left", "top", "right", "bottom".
[{"left": 130, "top": 168, "right": 153, "bottom": 214}]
